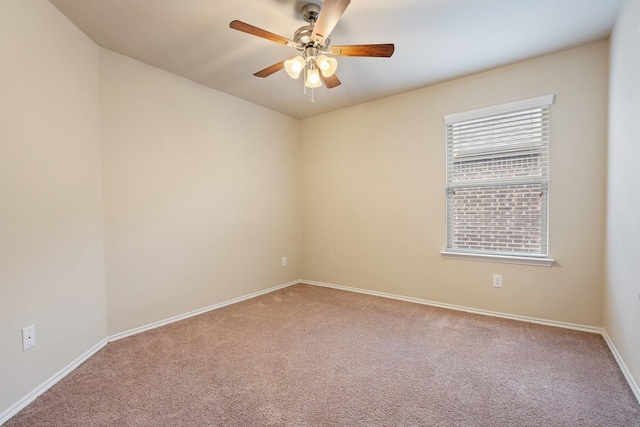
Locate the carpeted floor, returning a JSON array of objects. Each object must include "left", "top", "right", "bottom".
[{"left": 5, "top": 283, "right": 640, "bottom": 426}]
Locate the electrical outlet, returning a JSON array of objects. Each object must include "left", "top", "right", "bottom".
[
  {"left": 22, "top": 325, "right": 35, "bottom": 351},
  {"left": 282, "top": 257, "right": 287, "bottom": 267},
  {"left": 493, "top": 274, "right": 503, "bottom": 288}
]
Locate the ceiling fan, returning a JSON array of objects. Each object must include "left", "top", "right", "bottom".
[{"left": 229, "top": 0, "right": 394, "bottom": 90}]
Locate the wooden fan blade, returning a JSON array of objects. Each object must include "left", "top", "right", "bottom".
[
  {"left": 311, "top": 0, "right": 351, "bottom": 44},
  {"left": 230, "top": 20, "right": 296, "bottom": 47},
  {"left": 331, "top": 44, "right": 395, "bottom": 57},
  {"left": 320, "top": 73, "right": 341, "bottom": 89},
  {"left": 253, "top": 60, "right": 287, "bottom": 78}
]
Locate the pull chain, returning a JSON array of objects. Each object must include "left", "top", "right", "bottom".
[{"left": 303, "top": 66, "right": 307, "bottom": 96}]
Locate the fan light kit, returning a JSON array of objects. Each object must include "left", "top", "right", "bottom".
[{"left": 230, "top": 0, "right": 394, "bottom": 98}]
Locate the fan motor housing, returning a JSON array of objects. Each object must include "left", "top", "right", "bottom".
[{"left": 294, "top": 25, "right": 315, "bottom": 45}]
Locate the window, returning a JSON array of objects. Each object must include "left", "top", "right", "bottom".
[{"left": 442, "top": 95, "right": 555, "bottom": 266}]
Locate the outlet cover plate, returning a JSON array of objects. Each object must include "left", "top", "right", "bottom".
[
  {"left": 22, "top": 325, "right": 35, "bottom": 351},
  {"left": 493, "top": 274, "right": 503, "bottom": 288}
]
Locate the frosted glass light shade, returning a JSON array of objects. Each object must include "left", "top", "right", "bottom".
[
  {"left": 284, "top": 57, "right": 305, "bottom": 79},
  {"left": 316, "top": 55, "right": 338, "bottom": 77},
  {"left": 305, "top": 68, "right": 322, "bottom": 88}
]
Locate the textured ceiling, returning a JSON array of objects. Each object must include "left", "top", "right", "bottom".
[{"left": 49, "top": 0, "right": 622, "bottom": 119}]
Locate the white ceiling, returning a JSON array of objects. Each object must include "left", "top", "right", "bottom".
[{"left": 48, "top": 0, "right": 622, "bottom": 119}]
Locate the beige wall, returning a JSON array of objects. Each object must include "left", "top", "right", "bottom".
[
  {"left": 100, "top": 50, "right": 301, "bottom": 335},
  {"left": 301, "top": 41, "right": 609, "bottom": 327},
  {"left": 0, "top": 0, "right": 107, "bottom": 414},
  {"left": 605, "top": 0, "right": 640, "bottom": 395}
]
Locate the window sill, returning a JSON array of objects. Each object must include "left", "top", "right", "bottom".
[{"left": 440, "top": 251, "right": 555, "bottom": 267}]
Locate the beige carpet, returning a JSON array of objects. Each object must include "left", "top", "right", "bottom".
[{"left": 5, "top": 284, "right": 640, "bottom": 426}]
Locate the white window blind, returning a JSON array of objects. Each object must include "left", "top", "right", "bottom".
[{"left": 445, "top": 95, "right": 554, "bottom": 258}]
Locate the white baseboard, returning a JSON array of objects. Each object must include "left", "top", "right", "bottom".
[
  {"left": 602, "top": 330, "right": 640, "bottom": 404},
  {"left": 302, "top": 279, "right": 602, "bottom": 334},
  {"left": 4, "top": 278, "right": 637, "bottom": 426},
  {"left": 0, "top": 338, "right": 108, "bottom": 426},
  {"left": 108, "top": 280, "right": 300, "bottom": 342}
]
